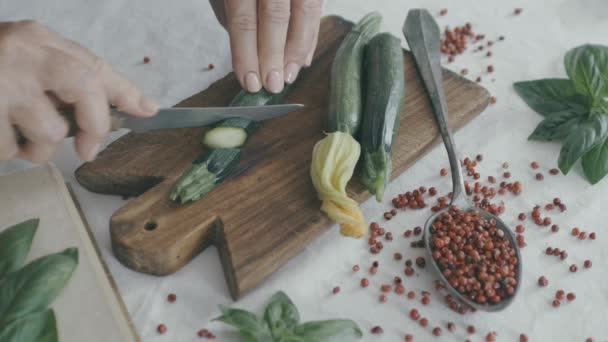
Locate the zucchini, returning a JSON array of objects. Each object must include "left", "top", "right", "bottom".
[
  {"left": 328, "top": 12, "right": 382, "bottom": 135},
  {"left": 310, "top": 12, "right": 382, "bottom": 238},
  {"left": 170, "top": 148, "right": 241, "bottom": 203},
  {"left": 171, "top": 85, "right": 292, "bottom": 204},
  {"left": 360, "top": 33, "right": 405, "bottom": 201},
  {"left": 202, "top": 117, "right": 259, "bottom": 149}
]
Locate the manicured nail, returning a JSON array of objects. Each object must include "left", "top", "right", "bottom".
[
  {"left": 265, "top": 69, "right": 283, "bottom": 93},
  {"left": 140, "top": 97, "right": 159, "bottom": 115},
  {"left": 244, "top": 72, "right": 262, "bottom": 93},
  {"left": 87, "top": 143, "right": 101, "bottom": 161},
  {"left": 284, "top": 63, "right": 301, "bottom": 84}
]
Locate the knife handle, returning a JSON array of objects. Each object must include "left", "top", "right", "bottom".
[{"left": 14, "top": 108, "right": 124, "bottom": 144}]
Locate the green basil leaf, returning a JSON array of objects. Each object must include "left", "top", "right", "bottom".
[
  {"left": 528, "top": 111, "right": 584, "bottom": 141},
  {"left": 293, "top": 319, "right": 363, "bottom": 341},
  {"left": 264, "top": 291, "right": 301, "bottom": 337},
  {"left": 0, "top": 309, "right": 57, "bottom": 342},
  {"left": 0, "top": 248, "right": 78, "bottom": 325},
  {"left": 582, "top": 137, "right": 608, "bottom": 184},
  {"left": 0, "top": 219, "right": 38, "bottom": 279},
  {"left": 513, "top": 79, "right": 587, "bottom": 116},
  {"left": 558, "top": 114, "right": 608, "bottom": 174},
  {"left": 564, "top": 44, "right": 608, "bottom": 107},
  {"left": 213, "top": 305, "right": 273, "bottom": 342}
]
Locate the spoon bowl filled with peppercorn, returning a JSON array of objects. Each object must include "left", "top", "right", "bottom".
[{"left": 404, "top": 9, "right": 522, "bottom": 312}]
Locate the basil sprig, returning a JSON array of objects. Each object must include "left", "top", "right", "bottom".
[
  {"left": 514, "top": 44, "right": 608, "bottom": 184},
  {"left": 0, "top": 219, "right": 79, "bottom": 342},
  {"left": 214, "top": 291, "right": 363, "bottom": 342}
]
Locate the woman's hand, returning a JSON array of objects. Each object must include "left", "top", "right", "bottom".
[
  {"left": 0, "top": 20, "right": 158, "bottom": 163},
  {"left": 209, "top": 0, "right": 322, "bottom": 94}
]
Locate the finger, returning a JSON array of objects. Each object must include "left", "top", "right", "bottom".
[
  {"left": 9, "top": 98, "right": 68, "bottom": 163},
  {"left": 258, "top": 0, "right": 291, "bottom": 93},
  {"left": 284, "top": 0, "right": 322, "bottom": 83},
  {"left": 44, "top": 58, "right": 111, "bottom": 161},
  {"left": 0, "top": 116, "right": 18, "bottom": 161},
  {"left": 52, "top": 38, "right": 158, "bottom": 117},
  {"left": 305, "top": 22, "right": 320, "bottom": 67},
  {"left": 226, "top": 0, "right": 261, "bottom": 93}
]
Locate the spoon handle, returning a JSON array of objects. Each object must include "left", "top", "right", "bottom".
[{"left": 403, "top": 9, "right": 466, "bottom": 204}]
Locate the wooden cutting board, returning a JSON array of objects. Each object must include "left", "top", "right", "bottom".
[
  {"left": 0, "top": 165, "right": 139, "bottom": 342},
  {"left": 75, "top": 15, "right": 490, "bottom": 300}
]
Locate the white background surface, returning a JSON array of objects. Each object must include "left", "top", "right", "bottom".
[{"left": 1, "top": 0, "right": 608, "bottom": 341}]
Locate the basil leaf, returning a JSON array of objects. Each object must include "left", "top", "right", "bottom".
[
  {"left": 558, "top": 114, "right": 608, "bottom": 174},
  {"left": 528, "top": 111, "right": 584, "bottom": 141},
  {"left": 0, "top": 219, "right": 38, "bottom": 279},
  {"left": 214, "top": 305, "right": 273, "bottom": 342},
  {"left": 264, "top": 291, "right": 301, "bottom": 337},
  {"left": 0, "top": 248, "right": 78, "bottom": 325},
  {"left": 582, "top": 137, "right": 608, "bottom": 184},
  {"left": 293, "top": 319, "right": 363, "bottom": 341},
  {"left": 0, "top": 309, "right": 57, "bottom": 342},
  {"left": 564, "top": 44, "right": 608, "bottom": 108},
  {"left": 513, "top": 79, "right": 587, "bottom": 116}
]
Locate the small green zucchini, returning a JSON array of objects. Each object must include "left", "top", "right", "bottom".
[
  {"left": 171, "top": 85, "right": 293, "bottom": 204},
  {"left": 359, "top": 32, "right": 405, "bottom": 201},
  {"left": 327, "top": 12, "right": 382, "bottom": 135}
]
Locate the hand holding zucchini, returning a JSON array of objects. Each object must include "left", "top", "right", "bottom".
[
  {"left": 359, "top": 33, "right": 405, "bottom": 201},
  {"left": 310, "top": 12, "right": 382, "bottom": 238}
]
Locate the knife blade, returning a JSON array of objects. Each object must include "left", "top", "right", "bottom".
[
  {"left": 116, "top": 104, "right": 305, "bottom": 132},
  {"left": 14, "top": 103, "right": 305, "bottom": 144}
]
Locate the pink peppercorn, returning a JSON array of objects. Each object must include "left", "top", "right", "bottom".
[
  {"left": 167, "top": 293, "right": 177, "bottom": 303},
  {"left": 419, "top": 318, "right": 428, "bottom": 327},
  {"left": 332, "top": 286, "right": 340, "bottom": 294},
  {"left": 584, "top": 260, "right": 592, "bottom": 268}
]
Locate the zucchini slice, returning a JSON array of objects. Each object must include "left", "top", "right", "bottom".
[
  {"left": 202, "top": 117, "right": 259, "bottom": 149},
  {"left": 360, "top": 32, "right": 405, "bottom": 201}
]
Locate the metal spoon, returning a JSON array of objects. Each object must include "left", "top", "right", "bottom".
[{"left": 403, "top": 9, "right": 522, "bottom": 312}]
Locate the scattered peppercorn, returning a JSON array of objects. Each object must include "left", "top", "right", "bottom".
[
  {"left": 536, "top": 173, "right": 544, "bottom": 181},
  {"left": 571, "top": 227, "right": 580, "bottom": 236},
  {"left": 379, "top": 294, "right": 387, "bottom": 303},
  {"left": 518, "top": 213, "right": 526, "bottom": 221},
  {"left": 207, "top": 63, "right": 215, "bottom": 70},
  {"left": 461, "top": 68, "right": 469, "bottom": 75},
  {"left": 487, "top": 65, "right": 494, "bottom": 73},
  {"left": 552, "top": 299, "right": 561, "bottom": 308},
  {"left": 419, "top": 318, "right": 428, "bottom": 327},
  {"left": 332, "top": 286, "right": 340, "bottom": 294},
  {"left": 569, "top": 264, "right": 578, "bottom": 273},
  {"left": 409, "top": 309, "right": 420, "bottom": 320},
  {"left": 421, "top": 296, "right": 430, "bottom": 305},
  {"left": 590, "top": 232, "right": 596, "bottom": 240},
  {"left": 578, "top": 231, "right": 587, "bottom": 240},
  {"left": 157, "top": 324, "right": 167, "bottom": 334},
  {"left": 413, "top": 226, "right": 422, "bottom": 235},
  {"left": 167, "top": 293, "right": 177, "bottom": 303},
  {"left": 361, "top": 278, "right": 369, "bottom": 287},
  {"left": 520, "top": 334, "right": 528, "bottom": 342},
  {"left": 405, "top": 334, "right": 414, "bottom": 341},
  {"left": 486, "top": 51, "right": 492, "bottom": 57},
  {"left": 551, "top": 224, "right": 559, "bottom": 233},
  {"left": 352, "top": 264, "right": 360, "bottom": 272},
  {"left": 439, "top": 8, "right": 448, "bottom": 16},
  {"left": 538, "top": 276, "right": 548, "bottom": 287},
  {"left": 584, "top": 260, "right": 592, "bottom": 268},
  {"left": 486, "top": 331, "right": 497, "bottom": 342},
  {"left": 530, "top": 161, "right": 539, "bottom": 169},
  {"left": 514, "top": 8, "right": 523, "bottom": 15},
  {"left": 560, "top": 251, "right": 568, "bottom": 260},
  {"left": 143, "top": 56, "right": 151, "bottom": 64},
  {"left": 467, "top": 325, "right": 476, "bottom": 334},
  {"left": 504, "top": 171, "right": 511, "bottom": 178},
  {"left": 490, "top": 96, "right": 497, "bottom": 104},
  {"left": 408, "top": 291, "right": 416, "bottom": 299},
  {"left": 567, "top": 292, "right": 576, "bottom": 301},
  {"left": 371, "top": 326, "right": 383, "bottom": 334},
  {"left": 440, "top": 168, "right": 448, "bottom": 176},
  {"left": 415, "top": 257, "right": 426, "bottom": 268},
  {"left": 555, "top": 290, "right": 565, "bottom": 300},
  {"left": 476, "top": 77, "right": 482, "bottom": 83},
  {"left": 432, "top": 327, "right": 442, "bottom": 336}
]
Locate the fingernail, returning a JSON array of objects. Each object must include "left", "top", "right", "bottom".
[
  {"left": 265, "top": 69, "right": 283, "bottom": 94},
  {"left": 284, "top": 63, "right": 301, "bottom": 84},
  {"left": 140, "top": 97, "right": 159, "bottom": 115},
  {"left": 244, "top": 72, "right": 262, "bottom": 93},
  {"left": 304, "top": 52, "right": 314, "bottom": 67},
  {"left": 87, "top": 143, "right": 101, "bottom": 161}
]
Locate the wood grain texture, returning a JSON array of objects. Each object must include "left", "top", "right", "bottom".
[{"left": 75, "top": 16, "right": 490, "bottom": 300}]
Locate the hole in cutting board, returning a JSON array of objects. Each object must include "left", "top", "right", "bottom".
[{"left": 144, "top": 221, "right": 158, "bottom": 231}]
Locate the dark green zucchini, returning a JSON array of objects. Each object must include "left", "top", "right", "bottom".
[
  {"left": 171, "top": 85, "right": 292, "bottom": 204},
  {"left": 360, "top": 32, "right": 405, "bottom": 201},
  {"left": 328, "top": 12, "right": 382, "bottom": 135}
]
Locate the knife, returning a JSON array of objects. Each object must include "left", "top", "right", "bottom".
[{"left": 14, "top": 104, "right": 305, "bottom": 142}]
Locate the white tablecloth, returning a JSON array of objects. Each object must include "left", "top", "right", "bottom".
[{"left": 1, "top": 0, "right": 607, "bottom": 341}]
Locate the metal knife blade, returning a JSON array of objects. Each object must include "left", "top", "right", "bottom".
[{"left": 116, "top": 104, "right": 305, "bottom": 132}]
